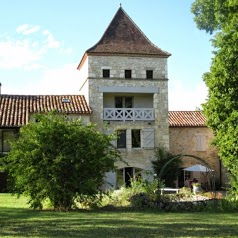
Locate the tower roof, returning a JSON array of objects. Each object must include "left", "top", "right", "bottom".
[{"left": 78, "top": 6, "right": 170, "bottom": 69}]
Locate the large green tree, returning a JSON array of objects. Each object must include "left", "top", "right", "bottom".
[
  {"left": 6, "top": 112, "right": 120, "bottom": 210},
  {"left": 191, "top": 0, "right": 238, "bottom": 196}
]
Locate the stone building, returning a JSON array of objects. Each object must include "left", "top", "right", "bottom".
[
  {"left": 77, "top": 6, "right": 171, "bottom": 188},
  {"left": 169, "top": 111, "right": 225, "bottom": 188},
  {"left": 0, "top": 95, "right": 91, "bottom": 192},
  {"left": 0, "top": 6, "right": 224, "bottom": 191}
]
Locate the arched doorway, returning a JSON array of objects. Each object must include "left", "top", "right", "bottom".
[{"left": 117, "top": 167, "right": 143, "bottom": 188}]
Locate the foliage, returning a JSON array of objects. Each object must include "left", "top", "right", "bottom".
[
  {"left": 191, "top": 0, "right": 238, "bottom": 196},
  {"left": 152, "top": 147, "right": 181, "bottom": 187},
  {"left": 5, "top": 112, "right": 120, "bottom": 210},
  {"left": 0, "top": 153, "right": 6, "bottom": 171},
  {"left": 100, "top": 178, "right": 158, "bottom": 209},
  {"left": 191, "top": 0, "right": 238, "bottom": 34},
  {"left": 192, "top": 182, "right": 201, "bottom": 187}
]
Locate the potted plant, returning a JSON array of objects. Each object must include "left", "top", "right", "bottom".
[{"left": 192, "top": 182, "right": 201, "bottom": 194}]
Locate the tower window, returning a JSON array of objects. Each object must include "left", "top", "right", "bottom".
[
  {"left": 103, "top": 69, "right": 110, "bottom": 78},
  {"left": 132, "top": 129, "right": 141, "bottom": 148},
  {"left": 125, "top": 70, "right": 132, "bottom": 79},
  {"left": 146, "top": 70, "right": 153, "bottom": 79},
  {"left": 117, "top": 130, "right": 127, "bottom": 148}
]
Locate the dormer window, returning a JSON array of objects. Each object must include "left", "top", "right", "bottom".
[
  {"left": 125, "top": 70, "right": 132, "bottom": 79},
  {"left": 103, "top": 69, "right": 110, "bottom": 78},
  {"left": 146, "top": 70, "right": 153, "bottom": 79},
  {"left": 62, "top": 98, "right": 71, "bottom": 103}
]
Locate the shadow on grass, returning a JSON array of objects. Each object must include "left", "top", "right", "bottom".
[{"left": 0, "top": 207, "right": 238, "bottom": 238}]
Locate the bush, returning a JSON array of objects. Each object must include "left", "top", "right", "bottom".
[{"left": 5, "top": 112, "right": 120, "bottom": 210}]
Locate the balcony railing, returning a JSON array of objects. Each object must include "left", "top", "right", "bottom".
[{"left": 103, "top": 108, "right": 154, "bottom": 121}]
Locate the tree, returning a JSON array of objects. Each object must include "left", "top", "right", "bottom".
[
  {"left": 191, "top": 0, "right": 238, "bottom": 196},
  {"left": 5, "top": 112, "right": 120, "bottom": 210},
  {"left": 152, "top": 147, "right": 181, "bottom": 187}
]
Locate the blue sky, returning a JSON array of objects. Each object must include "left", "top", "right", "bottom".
[{"left": 0, "top": 0, "right": 213, "bottom": 110}]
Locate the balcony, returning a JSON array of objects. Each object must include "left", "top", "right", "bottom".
[{"left": 103, "top": 108, "right": 154, "bottom": 121}]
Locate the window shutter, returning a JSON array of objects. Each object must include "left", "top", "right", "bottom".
[
  {"left": 105, "top": 171, "right": 117, "bottom": 189},
  {"left": 195, "top": 135, "right": 206, "bottom": 151},
  {"left": 104, "top": 129, "right": 116, "bottom": 147},
  {"left": 142, "top": 128, "right": 154, "bottom": 148}
]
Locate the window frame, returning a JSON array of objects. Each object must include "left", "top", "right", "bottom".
[
  {"left": 102, "top": 69, "right": 110, "bottom": 78},
  {"left": 131, "top": 129, "right": 141, "bottom": 148},
  {"left": 0, "top": 130, "right": 15, "bottom": 153},
  {"left": 117, "top": 130, "right": 127, "bottom": 148},
  {"left": 115, "top": 96, "right": 133, "bottom": 108},
  {"left": 125, "top": 70, "right": 132, "bottom": 79},
  {"left": 146, "top": 70, "right": 153, "bottom": 79}
]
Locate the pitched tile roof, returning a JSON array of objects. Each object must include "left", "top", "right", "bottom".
[
  {"left": 169, "top": 111, "right": 207, "bottom": 127},
  {"left": 0, "top": 95, "right": 92, "bottom": 127},
  {"left": 78, "top": 7, "right": 170, "bottom": 69}
]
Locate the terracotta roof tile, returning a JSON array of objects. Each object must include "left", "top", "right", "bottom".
[
  {"left": 169, "top": 111, "right": 206, "bottom": 127},
  {"left": 78, "top": 7, "right": 170, "bottom": 69},
  {"left": 0, "top": 95, "right": 92, "bottom": 127}
]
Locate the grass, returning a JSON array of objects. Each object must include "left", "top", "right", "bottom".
[{"left": 0, "top": 194, "right": 238, "bottom": 238}]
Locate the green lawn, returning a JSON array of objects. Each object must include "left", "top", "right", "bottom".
[{"left": 0, "top": 194, "right": 238, "bottom": 238}]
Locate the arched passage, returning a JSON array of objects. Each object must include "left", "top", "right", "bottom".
[{"left": 158, "top": 154, "right": 216, "bottom": 198}]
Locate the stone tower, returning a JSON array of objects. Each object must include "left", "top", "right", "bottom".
[{"left": 77, "top": 6, "right": 171, "bottom": 189}]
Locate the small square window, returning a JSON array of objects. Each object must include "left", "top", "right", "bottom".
[
  {"left": 117, "top": 130, "right": 127, "bottom": 148},
  {"left": 125, "top": 70, "right": 132, "bottom": 79},
  {"left": 132, "top": 129, "right": 141, "bottom": 148},
  {"left": 103, "top": 69, "right": 110, "bottom": 78},
  {"left": 146, "top": 70, "right": 153, "bottom": 79}
]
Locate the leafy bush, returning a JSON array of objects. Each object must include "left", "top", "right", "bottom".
[
  {"left": 100, "top": 178, "right": 158, "bottom": 209},
  {"left": 5, "top": 112, "right": 120, "bottom": 210}
]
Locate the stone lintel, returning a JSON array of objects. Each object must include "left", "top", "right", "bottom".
[{"left": 99, "top": 86, "right": 159, "bottom": 93}]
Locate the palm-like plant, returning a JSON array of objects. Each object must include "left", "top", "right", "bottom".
[{"left": 152, "top": 147, "right": 181, "bottom": 187}]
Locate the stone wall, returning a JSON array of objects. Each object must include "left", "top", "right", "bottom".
[
  {"left": 86, "top": 55, "right": 169, "bottom": 171},
  {"left": 169, "top": 126, "right": 227, "bottom": 186},
  {"left": 88, "top": 55, "right": 168, "bottom": 79}
]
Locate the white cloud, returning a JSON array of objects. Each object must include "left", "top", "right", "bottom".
[
  {"left": 43, "top": 30, "right": 61, "bottom": 49},
  {"left": 0, "top": 25, "right": 69, "bottom": 70},
  {"left": 169, "top": 79, "right": 208, "bottom": 111},
  {"left": 16, "top": 24, "right": 40, "bottom": 35},
  {"left": 0, "top": 40, "right": 43, "bottom": 70},
  {"left": 15, "top": 64, "right": 80, "bottom": 95}
]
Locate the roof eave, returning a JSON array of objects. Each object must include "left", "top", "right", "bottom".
[
  {"left": 77, "top": 53, "right": 88, "bottom": 70},
  {"left": 87, "top": 51, "right": 170, "bottom": 58}
]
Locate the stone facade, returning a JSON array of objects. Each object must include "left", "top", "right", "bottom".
[
  {"left": 169, "top": 126, "right": 226, "bottom": 187},
  {"left": 79, "top": 55, "right": 169, "bottom": 189}
]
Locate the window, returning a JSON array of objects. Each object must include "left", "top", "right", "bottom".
[
  {"left": 115, "top": 97, "right": 133, "bottom": 108},
  {"left": 125, "top": 70, "right": 132, "bottom": 79},
  {"left": 132, "top": 129, "right": 141, "bottom": 148},
  {"left": 146, "top": 70, "right": 153, "bottom": 79},
  {"left": 0, "top": 130, "right": 15, "bottom": 153},
  {"left": 103, "top": 69, "right": 110, "bottom": 78},
  {"left": 117, "top": 130, "right": 126, "bottom": 148}
]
